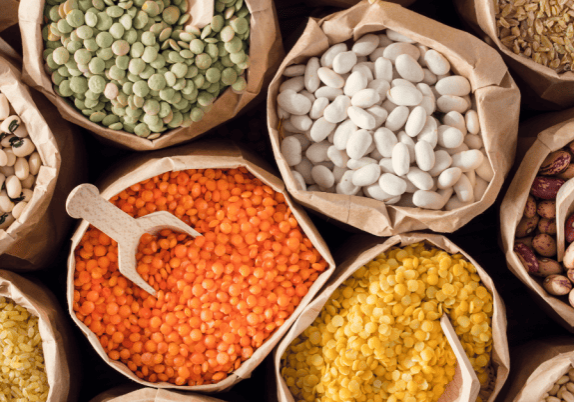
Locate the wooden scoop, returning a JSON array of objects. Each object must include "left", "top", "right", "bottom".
[
  {"left": 438, "top": 314, "right": 480, "bottom": 402},
  {"left": 188, "top": 0, "right": 214, "bottom": 29},
  {"left": 556, "top": 178, "right": 574, "bottom": 262},
  {"left": 66, "top": 184, "right": 201, "bottom": 296}
]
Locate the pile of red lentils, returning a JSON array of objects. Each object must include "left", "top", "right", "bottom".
[{"left": 72, "top": 168, "right": 328, "bottom": 386}]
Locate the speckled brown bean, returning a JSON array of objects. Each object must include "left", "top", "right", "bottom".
[
  {"left": 543, "top": 274, "right": 572, "bottom": 295},
  {"left": 540, "top": 150, "right": 571, "bottom": 175},
  {"left": 569, "top": 288, "right": 574, "bottom": 308},
  {"left": 532, "top": 234, "right": 557, "bottom": 257},
  {"left": 536, "top": 257, "right": 563, "bottom": 277},
  {"left": 566, "top": 269, "right": 574, "bottom": 283},
  {"left": 557, "top": 164, "right": 574, "bottom": 180},
  {"left": 566, "top": 214, "right": 574, "bottom": 243},
  {"left": 515, "top": 236, "right": 533, "bottom": 248},
  {"left": 516, "top": 215, "right": 540, "bottom": 238},
  {"left": 567, "top": 141, "right": 574, "bottom": 155},
  {"left": 524, "top": 195, "right": 537, "bottom": 218},
  {"left": 530, "top": 176, "right": 566, "bottom": 200},
  {"left": 538, "top": 218, "right": 557, "bottom": 235},
  {"left": 537, "top": 200, "right": 556, "bottom": 219},
  {"left": 514, "top": 243, "right": 540, "bottom": 274}
]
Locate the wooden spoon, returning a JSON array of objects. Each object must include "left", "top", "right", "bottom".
[
  {"left": 66, "top": 184, "right": 201, "bottom": 296},
  {"left": 555, "top": 178, "right": 574, "bottom": 262},
  {"left": 438, "top": 314, "right": 480, "bottom": 402}
]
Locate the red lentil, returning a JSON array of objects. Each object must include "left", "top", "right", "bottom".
[{"left": 73, "top": 168, "right": 328, "bottom": 386}]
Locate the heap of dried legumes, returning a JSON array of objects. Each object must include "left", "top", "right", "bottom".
[
  {"left": 495, "top": 0, "right": 574, "bottom": 72},
  {"left": 72, "top": 168, "right": 328, "bottom": 386},
  {"left": 0, "top": 296, "right": 49, "bottom": 401},
  {"left": 281, "top": 243, "right": 495, "bottom": 402}
]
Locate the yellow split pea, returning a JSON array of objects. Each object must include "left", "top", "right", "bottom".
[
  {"left": 0, "top": 297, "right": 49, "bottom": 402},
  {"left": 281, "top": 243, "right": 495, "bottom": 402}
]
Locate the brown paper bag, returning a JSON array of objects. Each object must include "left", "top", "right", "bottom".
[
  {"left": 303, "top": 0, "right": 416, "bottom": 10},
  {"left": 500, "top": 110, "right": 574, "bottom": 331},
  {"left": 0, "top": 269, "right": 78, "bottom": 402},
  {"left": 0, "top": 43, "right": 86, "bottom": 271},
  {"left": 266, "top": 0, "right": 520, "bottom": 237},
  {"left": 19, "top": 0, "right": 284, "bottom": 151},
  {"left": 89, "top": 386, "right": 226, "bottom": 402},
  {"left": 66, "top": 139, "right": 336, "bottom": 392},
  {"left": 453, "top": 0, "right": 574, "bottom": 110},
  {"left": 0, "top": 0, "right": 19, "bottom": 34},
  {"left": 273, "top": 233, "right": 510, "bottom": 402},
  {"left": 499, "top": 337, "right": 574, "bottom": 402}
]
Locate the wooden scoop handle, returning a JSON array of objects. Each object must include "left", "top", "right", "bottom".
[{"left": 66, "top": 184, "right": 140, "bottom": 242}]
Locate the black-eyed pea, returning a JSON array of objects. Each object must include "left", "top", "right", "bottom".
[
  {"left": 11, "top": 201, "right": 28, "bottom": 220},
  {"left": 550, "top": 383, "right": 561, "bottom": 395},
  {"left": 20, "top": 175, "right": 35, "bottom": 190},
  {"left": 0, "top": 93, "right": 9, "bottom": 120},
  {"left": 11, "top": 138, "right": 35, "bottom": 158},
  {"left": 0, "top": 190, "right": 14, "bottom": 214},
  {"left": 14, "top": 158, "right": 29, "bottom": 181},
  {"left": 0, "top": 116, "right": 20, "bottom": 134},
  {"left": 0, "top": 213, "right": 15, "bottom": 229},
  {"left": 5, "top": 176, "right": 21, "bottom": 200}
]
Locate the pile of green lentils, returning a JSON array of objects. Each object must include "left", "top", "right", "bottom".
[{"left": 42, "top": 0, "right": 250, "bottom": 139}]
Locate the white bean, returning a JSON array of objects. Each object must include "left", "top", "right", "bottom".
[
  {"left": 14, "top": 158, "right": 29, "bottom": 181},
  {"left": 344, "top": 71, "right": 368, "bottom": 97},
  {"left": 374, "top": 57, "right": 393, "bottom": 82},
  {"left": 422, "top": 69, "right": 437, "bottom": 85},
  {"left": 311, "top": 165, "right": 335, "bottom": 188},
  {"left": 395, "top": 54, "right": 424, "bottom": 83},
  {"left": 300, "top": 90, "right": 315, "bottom": 104},
  {"left": 388, "top": 86, "right": 423, "bottom": 106},
  {"left": 466, "top": 169, "right": 476, "bottom": 188},
  {"left": 352, "top": 163, "right": 381, "bottom": 186},
  {"left": 405, "top": 106, "right": 427, "bottom": 137},
  {"left": 392, "top": 142, "right": 410, "bottom": 176},
  {"left": 417, "top": 117, "right": 438, "bottom": 148},
  {"left": 281, "top": 136, "right": 303, "bottom": 166},
  {"left": 374, "top": 128, "right": 398, "bottom": 158},
  {"left": 5, "top": 175, "right": 21, "bottom": 199},
  {"left": 413, "top": 188, "right": 453, "bottom": 209},
  {"left": 369, "top": 47, "right": 386, "bottom": 62},
  {"left": 323, "top": 96, "right": 352, "bottom": 125},
  {"left": 318, "top": 67, "right": 345, "bottom": 88},
  {"left": 314, "top": 87, "right": 343, "bottom": 100},
  {"left": 428, "top": 150, "right": 452, "bottom": 177},
  {"left": 437, "top": 167, "right": 462, "bottom": 189},
  {"left": 385, "top": 106, "right": 409, "bottom": 132},
  {"left": 348, "top": 107, "right": 376, "bottom": 130},
  {"left": 310, "top": 97, "right": 330, "bottom": 120},
  {"left": 451, "top": 149, "right": 484, "bottom": 172},
  {"left": 368, "top": 106, "right": 388, "bottom": 127},
  {"left": 333, "top": 119, "right": 357, "bottom": 150},
  {"left": 398, "top": 131, "right": 416, "bottom": 164},
  {"left": 20, "top": 174, "right": 35, "bottom": 189},
  {"left": 407, "top": 167, "right": 434, "bottom": 190},
  {"left": 306, "top": 141, "right": 330, "bottom": 164},
  {"left": 290, "top": 115, "right": 313, "bottom": 132},
  {"left": 348, "top": 157, "right": 377, "bottom": 170},
  {"left": 11, "top": 201, "right": 27, "bottom": 220},
  {"left": 367, "top": 79, "right": 390, "bottom": 102},
  {"left": 382, "top": 42, "right": 420, "bottom": 62},
  {"left": 278, "top": 107, "right": 290, "bottom": 120},
  {"left": 336, "top": 170, "right": 360, "bottom": 195},
  {"left": 284, "top": 64, "right": 306, "bottom": 77},
  {"left": 392, "top": 78, "right": 416, "bottom": 88},
  {"left": 364, "top": 183, "right": 395, "bottom": 201},
  {"left": 437, "top": 95, "right": 469, "bottom": 113},
  {"left": 443, "top": 142, "right": 469, "bottom": 156},
  {"left": 347, "top": 129, "right": 373, "bottom": 159},
  {"left": 424, "top": 49, "right": 450, "bottom": 75},
  {"left": 310, "top": 117, "right": 337, "bottom": 142},
  {"left": 454, "top": 174, "right": 473, "bottom": 202},
  {"left": 436, "top": 76, "right": 471, "bottom": 97},
  {"left": 437, "top": 126, "right": 464, "bottom": 149},
  {"left": 280, "top": 76, "right": 305, "bottom": 93},
  {"left": 291, "top": 170, "right": 307, "bottom": 190},
  {"left": 418, "top": 96, "right": 436, "bottom": 116},
  {"left": 415, "top": 140, "right": 435, "bottom": 171},
  {"left": 382, "top": 98, "right": 399, "bottom": 113},
  {"left": 277, "top": 90, "right": 312, "bottom": 115},
  {"left": 465, "top": 109, "right": 480, "bottom": 134},
  {"left": 333, "top": 51, "right": 358, "bottom": 74},
  {"left": 386, "top": 29, "right": 416, "bottom": 43},
  {"left": 321, "top": 43, "right": 347, "bottom": 68},
  {"left": 475, "top": 152, "right": 494, "bottom": 181},
  {"left": 443, "top": 111, "right": 467, "bottom": 135},
  {"left": 327, "top": 146, "right": 349, "bottom": 168},
  {"left": 445, "top": 196, "right": 472, "bottom": 211},
  {"left": 351, "top": 89, "right": 380, "bottom": 108},
  {"left": 352, "top": 34, "right": 380, "bottom": 56},
  {"left": 379, "top": 173, "right": 407, "bottom": 196},
  {"left": 464, "top": 134, "right": 483, "bottom": 149},
  {"left": 379, "top": 158, "right": 395, "bottom": 174}
]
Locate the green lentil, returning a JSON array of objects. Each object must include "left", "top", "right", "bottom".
[{"left": 43, "top": 0, "right": 251, "bottom": 137}]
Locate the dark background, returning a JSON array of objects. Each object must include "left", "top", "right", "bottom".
[{"left": 2, "top": 0, "right": 571, "bottom": 400}]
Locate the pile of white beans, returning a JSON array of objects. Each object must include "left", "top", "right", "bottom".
[
  {"left": 540, "top": 368, "right": 574, "bottom": 402},
  {"left": 277, "top": 29, "right": 494, "bottom": 210},
  {"left": 0, "top": 92, "right": 42, "bottom": 229}
]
